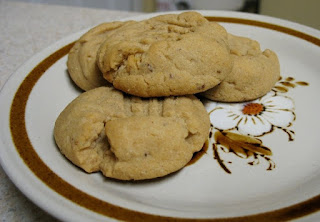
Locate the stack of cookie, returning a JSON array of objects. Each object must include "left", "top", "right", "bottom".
[{"left": 54, "top": 12, "right": 280, "bottom": 180}]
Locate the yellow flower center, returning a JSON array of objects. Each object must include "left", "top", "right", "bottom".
[{"left": 242, "top": 103, "right": 264, "bottom": 115}]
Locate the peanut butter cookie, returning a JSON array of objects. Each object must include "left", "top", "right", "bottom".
[
  {"left": 54, "top": 87, "right": 210, "bottom": 180},
  {"left": 97, "top": 12, "right": 233, "bottom": 97},
  {"left": 67, "top": 21, "right": 135, "bottom": 91},
  {"left": 202, "top": 34, "right": 280, "bottom": 102}
]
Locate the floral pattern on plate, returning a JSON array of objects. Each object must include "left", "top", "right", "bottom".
[
  {"left": 206, "top": 76, "right": 308, "bottom": 173},
  {"left": 209, "top": 91, "right": 295, "bottom": 138}
]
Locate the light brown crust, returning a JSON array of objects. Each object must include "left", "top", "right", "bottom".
[
  {"left": 54, "top": 87, "right": 210, "bottom": 180},
  {"left": 97, "top": 12, "right": 233, "bottom": 97},
  {"left": 201, "top": 34, "right": 280, "bottom": 102},
  {"left": 67, "top": 21, "right": 135, "bottom": 91}
]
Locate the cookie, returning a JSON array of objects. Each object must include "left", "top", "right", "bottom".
[
  {"left": 202, "top": 34, "right": 280, "bottom": 102},
  {"left": 54, "top": 87, "right": 210, "bottom": 180},
  {"left": 96, "top": 12, "right": 233, "bottom": 97},
  {"left": 67, "top": 21, "right": 135, "bottom": 91}
]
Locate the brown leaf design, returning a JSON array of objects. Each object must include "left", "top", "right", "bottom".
[
  {"left": 215, "top": 131, "right": 272, "bottom": 157},
  {"left": 213, "top": 130, "right": 274, "bottom": 174}
]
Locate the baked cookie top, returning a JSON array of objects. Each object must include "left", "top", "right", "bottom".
[
  {"left": 202, "top": 34, "right": 280, "bottom": 102},
  {"left": 54, "top": 87, "right": 210, "bottom": 180},
  {"left": 97, "top": 12, "right": 233, "bottom": 97},
  {"left": 67, "top": 21, "right": 135, "bottom": 91}
]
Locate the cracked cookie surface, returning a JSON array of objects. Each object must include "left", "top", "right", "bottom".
[
  {"left": 67, "top": 21, "right": 135, "bottom": 91},
  {"left": 202, "top": 34, "right": 280, "bottom": 102},
  {"left": 54, "top": 87, "right": 210, "bottom": 180},
  {"left": 97, "top": 12, "right": 233, "bottom": 97}
]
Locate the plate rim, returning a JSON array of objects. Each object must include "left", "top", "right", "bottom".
[{"left": 1, "top": 10, "right": 320, "bottom": 222}]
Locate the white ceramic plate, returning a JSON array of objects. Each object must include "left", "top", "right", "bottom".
[{"left": 0, "top": 10, "right": 320, "bottom": 222}]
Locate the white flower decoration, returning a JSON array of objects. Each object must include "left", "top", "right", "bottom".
[{"left": 209, "top": 91, "right": 295, "bottom": 137}]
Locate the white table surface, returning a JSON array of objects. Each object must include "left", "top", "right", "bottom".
[{"left": 0, "top": 1, "right": 143, "bottom": 221}]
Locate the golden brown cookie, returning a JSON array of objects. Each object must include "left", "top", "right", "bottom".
[
  {"left": 54, "top": 87, "right": 210, "bottom": 180},
  {"left": 97, "top": 12, "right": 233, "bottom": 97},
  {"left": 67, "top": 21, "right": 135, "bottom": 91},
  {"left": 202, "top": 34, "right": 280, "bottom": 102}
]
